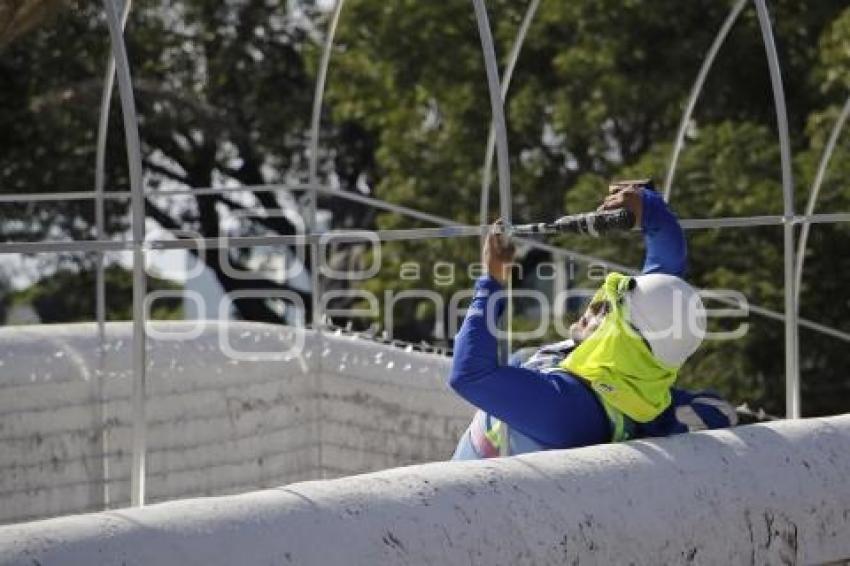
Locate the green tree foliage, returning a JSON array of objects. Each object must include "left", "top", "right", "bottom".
[{"left": 329, "top": 1, "right": 850, "bottom": 415}]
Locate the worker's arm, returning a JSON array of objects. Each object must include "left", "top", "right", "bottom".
[
  {"left": 640, "top": 187, "right": 687, "bottom": 276},
  {"left": 449, "top": 277, "right": 609, "bottom": 448},
  {"left": 599, "top": 183, "right": 687, "bottom": 277}
]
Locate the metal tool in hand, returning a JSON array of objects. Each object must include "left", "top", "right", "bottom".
[{"left": 505, "top": 208, "right": 636, "bottom": 238}]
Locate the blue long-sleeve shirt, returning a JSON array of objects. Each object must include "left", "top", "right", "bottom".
[
  {"left": 639, "top": 188, "right": 687, "bottom": 276},
  {"left": 449, "top": 188, "right": 688, "bottom": 449}
]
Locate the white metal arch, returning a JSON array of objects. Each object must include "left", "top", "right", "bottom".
[
  {"left": 794, "top": 96, "right": 850, "bottom": 307},
  {"left": 101, "top": 0, "right": 148, "bottom": 505},
  {"left": 479, "top": 0, "right": 540, "bottom": 230},
  {"left": 663, "top": 0, "right": 800, "bottom": 418},
  {"left": 471, "top": 0, "right": 512, "bottom": 227},
  {"left": 471, "top": 0, "right": 514, "bottom": 455},
  {"left": 305, "top": 0, "right": 346, "bottom": 481},
  {"left": 307, "top": 0, "right": 346, "bottom": 330},
  {"left": 752, "top": 0, "right": 799, "bottom": 419},
  {"left": 472, "top": 0, "right": 513, "bottom": 456},
  {"left": 94, "top": 0, "right": 132, "bottom": 337},
  {"left": 93, "top": 0, "right": 133, "bottom": 511},
  {"left": 663, "top": 0, "right": 748, "bottom": 202}
]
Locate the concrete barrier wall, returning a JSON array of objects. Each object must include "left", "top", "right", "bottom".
[
  {"left": 1, "top": 415, "right": 848, "bottom": 565},
  {"left": 0, "top": 322, "right": 469, "bottom": 525},
  {"left": 317, "top": 336, "right": 471, "bottom": 475}
]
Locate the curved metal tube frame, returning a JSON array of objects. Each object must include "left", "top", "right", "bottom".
[
  {"left": 753, "top": 0, "right": 799, "bottom": 418},
  {"left": 0, "top": 0, "right": 842, "bottom": 523},
  {"left": 308, "top": 2, "right": 344, "bottom": 189},
  {"left": 472, "top": 0, "right": 512, "bottom": 226},
  {"left": 102, "top": 0, "right": 148, "bottom": 505},
  {"left": 93, "top": 0, "right": 132, "bottom": 511},
  {"left": 305, "top": 0, "right": 345, "bottom": 480},
  {"left": 663, "top": 0, "right": 747, "bottom": 202},
  {"left": 479, "top": 0, "right": 540, "bottom": 228},
  {"left": 794, "top": 96, "right": 850, "bottom": 306},
  {"left": 95, "top": 0, "right": 132, "bottom": 337},
  {"left": 307, "top": 0, "right": 345, "bottom": 331},
  {"left": 472, "top": 0, "right": 513, "bottom": 455},
  {"left": 665, "top": 0, "right": 801, "bottom": 417},
  {"left": 19, "top": 1, "right": 839, "bottom": 503}
]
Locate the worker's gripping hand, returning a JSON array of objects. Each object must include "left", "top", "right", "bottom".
[
  {"left": 483, "top": 219, "right": 516, "bottom": 286},
  {"left": 598, "top": 181, "right": 644, "bottom": 228}
]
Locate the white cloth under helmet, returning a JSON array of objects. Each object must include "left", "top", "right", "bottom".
[{"left": 624, "top": 274, "right": 706, "bottom": 367}]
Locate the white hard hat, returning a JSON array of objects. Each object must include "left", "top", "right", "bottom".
[{"left": 625, "top": 274, "right": 706, "bottom": 367}]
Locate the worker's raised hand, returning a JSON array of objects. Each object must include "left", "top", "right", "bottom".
[
  {"left": 598, "top": 181, "right": 644, "bottom": 227},
  {"left": 483, "top": 219, "right": 515, "bottom": 285}
]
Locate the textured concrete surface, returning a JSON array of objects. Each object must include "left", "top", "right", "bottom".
[
  {"left": 0, "top": 321, "right": 470, "bottom": 524},
  {"left": 0, "top": 415, "right": 848, "bottom": 565}
]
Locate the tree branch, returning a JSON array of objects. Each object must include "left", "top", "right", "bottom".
[
  {"left": 143, "top": 158, "right": 190, "bottom": 185},
  {"left": 145, "top": 196, "right": 312, "bottom": 323}
]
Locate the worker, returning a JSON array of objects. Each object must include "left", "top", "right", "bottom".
[{"left": 449, "top": 181, "right": 736, "bottom": 459}]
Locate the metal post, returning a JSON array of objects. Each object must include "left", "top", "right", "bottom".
[
  {"left": 308, "top": 0, "right": 344, "bottom": 330},
  {"left": 794, "top": 96, "right": 850, "bottom": 305},
  {"left": 306, "top": 0, "right": 345, "bottom": 479},
  {"left": 94, "top": 0, "right": 132, "bottom": 510},
  {"left": 479, "top": 0, "right": 540, "bottom": 230},
  {"left": 96, "top": 0, "right": 132, "bottom": 338},
  {"left": 471, "top": 0, "right": 512, "bottom": 226},
  {"left": 103, "top": 0, "right": 148, "bottom": 505},
  {"left": 472, "top": 0, "right": 513, "bottom": 455},
  {"left": 753, "top": 0, "right": 798, "bottom": 418},
  {"left": 663, "top": 0, "right": 747, "bottom": 202}
]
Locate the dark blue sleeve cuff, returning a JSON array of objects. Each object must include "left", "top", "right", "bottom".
[
  {"left": 475, "top": 275, "right": 504, "bottom": 293},
  {"left": 473, "top": 275, "right": 506, "bottom": 319},
  {"left": 641, "top": 186, "right": 664, "bottom": 233},
  {"left": 639, "top": 186, "right": 687, "bottom": 276}
]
